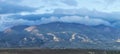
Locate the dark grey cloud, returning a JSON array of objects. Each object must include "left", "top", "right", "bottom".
[{"left": 0, "top": 2, "right": 36, "bottom": 14}]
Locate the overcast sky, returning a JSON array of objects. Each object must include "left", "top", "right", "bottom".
[
  {"left": 0, "top": 0, "right": 120, "bottom": 14},
  {"left": 0, "top": 0, "right": 120, "bottom": 31}
]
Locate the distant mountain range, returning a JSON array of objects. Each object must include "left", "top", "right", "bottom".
[{"left": 0, "top": 22, "right": 120, "bottom": 50}]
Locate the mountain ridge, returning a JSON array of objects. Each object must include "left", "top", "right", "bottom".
[{"left": 0, "top": 22, "right": 120, "bottom": 50}]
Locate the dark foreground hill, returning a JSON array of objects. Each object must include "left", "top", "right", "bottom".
[{"left": 0, "top": 49, "right": 119, "bottom": 54}]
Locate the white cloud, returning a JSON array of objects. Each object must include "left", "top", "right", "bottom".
[{"left": 59, "top": 16, "right": 111, "bottom": 26}]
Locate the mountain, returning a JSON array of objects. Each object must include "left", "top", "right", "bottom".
[{"left": 0, "top": 22, "right": 120, "bottom": 50}]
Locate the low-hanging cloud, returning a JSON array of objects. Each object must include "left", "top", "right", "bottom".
[
  {"left": 0, "top": 16, "right": 38, "bottom": 31},
  {"left": 59, "top": 16, "right": 111, "bottom": 26},
  {"left": 53, "top": 8, "right": 120, "bottom": 22},
  {"left": 0, "top": 15, "right": 112, "bottom": 31}
]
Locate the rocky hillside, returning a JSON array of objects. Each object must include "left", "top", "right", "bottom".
[{"left": 0, "top": 22, "right": 120, "bottom": 50}]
